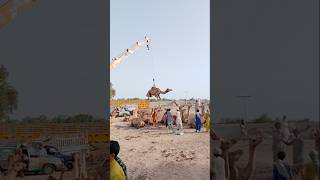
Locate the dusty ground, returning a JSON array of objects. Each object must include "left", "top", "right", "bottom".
[
  {"left": 212, "top": 122, "right": 317, "bottom": 180},
  {"left": 111, "top": 117, "right": 210, "bottom": 180}
]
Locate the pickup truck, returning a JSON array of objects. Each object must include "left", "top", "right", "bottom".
[
  {"left": 0, "top": 145, "right": 64, "bottom": 175},
  {"left": 44, "top": 145, "right": 74, "bottom": 170}
]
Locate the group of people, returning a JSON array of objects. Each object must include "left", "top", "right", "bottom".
[
  {"left": 161, "top": 108, "right": 210, "bottom": 135},
  {"left": 272, "top": 118, "right": 319, "bottom": 180},
  {"left": 212, "top": 116, "right": 319, "bottom": 180}
]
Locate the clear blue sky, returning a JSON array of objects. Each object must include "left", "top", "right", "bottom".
[{"left": 110, "top": 0, "right": 210, "bottom": 99}]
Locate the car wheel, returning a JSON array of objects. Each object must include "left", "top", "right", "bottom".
[
  {"left": 42, "top": 164, "right": 55, "bottom": 175},
  {"left": 66, "top": 162, "right": 73, "bottom": 170}
]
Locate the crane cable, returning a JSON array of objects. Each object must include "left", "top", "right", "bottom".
[{"left": 147, "top": 38, "right": 157, "bottom": 87}]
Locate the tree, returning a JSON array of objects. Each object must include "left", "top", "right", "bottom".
[
  {"left": 110, "top": 82, "right": 116, "bottom": 99},
  {"left": 0, "top": 65, "right": 18, "bottom": 120}
]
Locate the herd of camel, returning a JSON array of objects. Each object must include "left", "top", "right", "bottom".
[
  {"left": 111, "top": 100, "right": 209, "bottom": 129},
  {"left": 210, "top": 125, "right": 320, "bottom": 180}
]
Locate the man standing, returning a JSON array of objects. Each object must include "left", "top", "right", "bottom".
[
  {"left": 176, "top": 109, "right": 183, "bottom": 135},
  {"left": 273, "top": 151, "right": 292, "bottom": 180},
  {"left": 110, "top": 141, "right": 126, "bottom": 180},
  {"left": 195, "top": 109, "right": 202, "bottom": 133},
  {"left": 273, "top": 122, "right": 286, "bottom": 162},
  {"left": 212, "top": 147, "right": 226, "bottom": 180},
  {"left": 166, "top": 109, "right": 174, "bottom": 132}
]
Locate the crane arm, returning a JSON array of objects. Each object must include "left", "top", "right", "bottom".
[{"left": 110, "top": 36, "right": 150, "bottom": 70}]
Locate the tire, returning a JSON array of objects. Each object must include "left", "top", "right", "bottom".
[
  {"left": 66, "top": 162, "right": 73, "bottom": 170},
  {"left": 42, "top": 164, "right": 55, "bottom": 175}
]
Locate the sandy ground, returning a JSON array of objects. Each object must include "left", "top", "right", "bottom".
[
  {"left": 212, "top": 123, "right": 317, "bottom": 180},
  {"left": 111, "top": 117, "right": 210, "bottom": 180}
]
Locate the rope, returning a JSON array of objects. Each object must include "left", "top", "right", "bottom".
[{"left": 147, "top": 43, "right": 157, "bottom": 86}]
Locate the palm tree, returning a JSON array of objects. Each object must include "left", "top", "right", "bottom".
[{"left": 0, "top": 65, "right": 18, "bottom": 121}]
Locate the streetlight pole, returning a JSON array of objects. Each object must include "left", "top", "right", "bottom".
[{"left": 236, "top": 96, "right": 251, "bottom": 121}]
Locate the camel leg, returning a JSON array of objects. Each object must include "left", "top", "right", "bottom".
[{"left": 0, "top": 171, "right": 5, "bottom": 180}]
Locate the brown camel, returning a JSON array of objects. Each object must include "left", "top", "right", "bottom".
[
  {"left": 0, "top": 153, "right": 26, "bottom": 180},
  {"left": 220, "top": 138, "right": 238, "bottom": 180},
  {"left": 0, "top": 0, "right": 38, "bottom": 30},
  {"left": 227, "top": 137, "right": 263, "bottom": 180},
  {"left": 146, "top": 86, "right": 172, "bottom": 100}
]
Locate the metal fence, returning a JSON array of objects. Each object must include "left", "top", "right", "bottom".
[{"left": 0, "top": 122, "right": 108, "bottom": 144}]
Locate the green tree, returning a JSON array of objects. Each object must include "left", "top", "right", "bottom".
[
  {"left": 110, "top": 82, "right": 116, "bottom": 99},
  {"left": 0, "top": 65, "right": 18, "bottom": 120}
]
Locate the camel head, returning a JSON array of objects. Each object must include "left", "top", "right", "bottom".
[
  {"left": 249, "top": 137, "right": 263, "bottom": 150},
  {"left": 165, "top": 88, "right": 173, "bottom": 93},
  {"left": 229, "top": 149, "right": 243, "bottom": 163},
  {"left": 220, "top": 138, "right": 238, "bottom": 151}
]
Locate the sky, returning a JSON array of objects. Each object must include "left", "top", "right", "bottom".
[
  {"left": 0, "top": 0, "right": 107, "bottom": 118},
  {"left": 110, "top": 0, "right": 210, "bottom": 99},
  {"left": 212, "top": 0, "right": 319, "bottom": 121}
]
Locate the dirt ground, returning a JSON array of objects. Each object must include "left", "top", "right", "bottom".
[{"left": 111, "top": 117, "right": 210, "bottom": 180}]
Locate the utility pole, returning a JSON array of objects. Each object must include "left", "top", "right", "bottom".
[
  {"left": 236, "top": 96, "right": 251, "bottom": 121},
  {"left": 184, "top": 91, "right": 188, "bottom": 104}
]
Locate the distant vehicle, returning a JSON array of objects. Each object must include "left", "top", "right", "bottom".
[
  {"left": 44, "top": 145, "right": 74, "bottom": 170},
  {"left": 0, "top": 145, "right": 64, "bottom": 175},
  {"left": 0, "top": 146, "right": 16, "bottom": 173},
  {"left": 124, "top": 105, "right": 135, "bottom": 115},
  {"left": 117, "top": 107, "right": 131, "bottom": 117}
]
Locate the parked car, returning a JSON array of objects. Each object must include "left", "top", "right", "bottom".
[
  {"left": 118, "top": 107, "right": 131, "bottom": 117},
  {"left": 0, "top": 145, "right": 64, "bottom": 175},
  {"left": 44, "top": 145, "right": 74, "bottom": 170},
  {"left": 124, "top": 105, "right": 136, "bottom": 115},
  {"left": 0, "top": 146, "right": 16, "bottom": 173}
]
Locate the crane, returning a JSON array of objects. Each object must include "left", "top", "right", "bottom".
[{"left": 110, "top": 36, "right": 151, "bottom": 70}]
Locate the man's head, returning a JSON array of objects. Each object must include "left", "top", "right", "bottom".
[
  {"left": 282, "top": 115, "right": 287, "bottom": 121},
  {"left": 274, "top": 122, "right": 282, "bottom": 129},
  {"left": 213, "top": 147, "right": 222, "bottom": 157},
  {"left": 292, "top": 129, "right": 300, "bottom": 137},
  {"left": 277, "top": 151, "right": 286, "bottom": 160},
  {"left": 309, "top": 149, "right": 319, "bottom": 163},
  {"left": 167, "top": 109, "right": 171, "bottom": 112},
  {"left": 110, "top": 140, "right": 120, "bottom": 159},
  {"left": 196, "top": 109, "right": 200, "bottom": 112}
]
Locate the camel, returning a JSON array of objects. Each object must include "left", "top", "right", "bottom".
[
  {"left": 0, "top": 0, "right": 37, "bottom": 30},
  {"left": 227, "top": 137, "right": 263, "bottom": 180},
  {"left": 0, "top": 153, "right": 26, "bottom": 180},
  {"left": 220, "top": 138, "right": 238, "bottom": 180},
  {"left": 146, "top": 86, "right": 172, "bottom": 100}
]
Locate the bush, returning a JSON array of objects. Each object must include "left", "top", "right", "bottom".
[{"left": 252, "top": 113, "right": 273, "bottom": 123}]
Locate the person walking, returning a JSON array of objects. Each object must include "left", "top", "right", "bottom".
[
  {"left": 176, "top": 109, "right": 184, "bottom": 135},
  {"left": 166, "top": 109, "right": 174, "bottom": 132},
  {"left": 195, "top": 109, "right": 202, "bottom": 133},
  {"left": 151, "top": 108, "right": 158, "bottom": 127}
]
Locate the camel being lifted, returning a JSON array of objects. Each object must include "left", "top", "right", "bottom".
[{"left": 146, "top": 86, "right": 172, "bottom": 100}]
